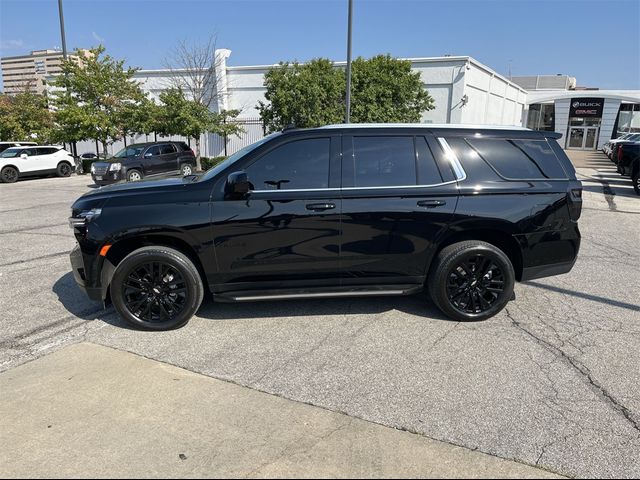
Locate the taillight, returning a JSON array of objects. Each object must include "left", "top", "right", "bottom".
[
  {"left": 617, "top": 145, "right": 623, "bottom": 162},
  {"left": 567, "top": 186, "right": 582, "bottom": 222}
]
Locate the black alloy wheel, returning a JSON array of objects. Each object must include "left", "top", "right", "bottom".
[
  {"left": 57, "top": 162, "right": 72, "bottom": 177},
  {"left": 633, "top": 171, "right": 640, "bottom": 195},
  {"left": 122, "top": 261, "right": 188, "bottom": 323},
  {"left": 111, "top": 246, "right": 204, "bottom": 330},
  {"left": 445, "top": 254, "right": 505, "bottom": 314},
  {"left": 1, "top": 166, "right": 19, "bottom": 183},
  {"left": 428, "top": 240, "right": 515, "bottom": 322}
]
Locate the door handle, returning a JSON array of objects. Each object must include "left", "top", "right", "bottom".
[
  {"left": 417, "top": 200, "right": 446, "bottom": 208},
  {"left": 306, "top": 203, "right": 336, "bottom": 211}
]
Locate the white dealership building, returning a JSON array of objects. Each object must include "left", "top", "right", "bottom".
[{"left": 75, "top": 49, "right": 640, "bottom": 157}]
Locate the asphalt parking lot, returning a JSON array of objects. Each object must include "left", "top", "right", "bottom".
[{"left": 1, "top": 151, "right": 639, "bottom": 478}]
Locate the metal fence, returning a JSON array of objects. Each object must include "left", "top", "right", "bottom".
[
  {"left": 71, "top": 117, "right": 268, "bottom": 158},
  {"left": 207, "top": 117, "right": 267, "bottom": 157}
]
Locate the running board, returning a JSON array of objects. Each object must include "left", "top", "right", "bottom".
[{"left": 214, "top": 285, "right": 423, "bottom": 303}]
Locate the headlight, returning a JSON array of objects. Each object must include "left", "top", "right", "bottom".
[
  {"left": 69, "top": 208, "right": 102, "bottom": 228},
  {"left": 90, "top": 163, "right": 96, "bottom": 173},
  {"left": 109, "top": 163, "right": 122, "bottom": 171}
]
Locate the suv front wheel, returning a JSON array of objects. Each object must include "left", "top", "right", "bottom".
[
  {"left": 110, "top": 246, "right": 204, "bottom": 330},
  {"left": 427, "top": 241, "right": 515, "bottom": 321}
]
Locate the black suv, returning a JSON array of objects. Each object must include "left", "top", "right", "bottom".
[
  {"left": 90, "top": 141, "right": 196, "bottom": 185},
  {"left": 69, "top": 125, "right": 582, "bottom": 330}
]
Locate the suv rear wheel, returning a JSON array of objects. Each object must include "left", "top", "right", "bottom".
[
  {"left": 427, "top": 241, "right": 515, "bottom": 321},
  {"left": 110, "top": 246, "right": 204, "bottom": 330},
  {"left": 632, "top": 169, "right": 640, "bottom": 195},
  {"left": 57, "top": 161, "right": 72, "bottom": 177},
  {"left": 180, "top": 163, "right": 193, "bottom": 176}
]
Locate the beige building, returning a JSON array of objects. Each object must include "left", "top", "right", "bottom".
[{"left": 1, "top": 48, "right": 89, "bottom": 95}]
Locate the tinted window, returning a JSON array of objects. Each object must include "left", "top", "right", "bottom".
[
  {"left": 415, "top": 137, "right": 443, "bottom": 184},
  {"left": 246, "top": 138, "right": 330, "bottom": 190},
  {"left": 114, "top": 146, "right": 144, "bottom": 158},
  {"left": 36, "top": 147, "right": 58, "bottom": 156},
  {"left": 160, "top": 144, "right": 176, "bottom": 155},
  {"left": 22, "top": 148, "right": 37, "bottom": 156},
  {"left": 352, "top": 136, "right": 416, "bottom": 187},
  {"left": 466, "top": 138, "right": 568, "bottom": 179},
  {"left": 176, "top": 142, "right": 191, "bottom": 152},
  {"left": 145, "top": 145, "right": 162, "bottom": 157}
]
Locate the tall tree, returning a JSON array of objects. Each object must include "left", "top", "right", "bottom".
[
  {"left": 156, "top": 87, "right": 242, "bottom": 170},
  {"left": 258, "top": 56, "right": 435, "bottom": 132},
  {"left": 0, "top": 91, "right": 54, "bottom": 142},
  {"left": 258, "top": 59, "right": 344, "bottom": 133},
  {"left": 164, "top": 34, "right": 226, "bottom": 110},
  {"left": 50, "top": 45, "right": 148, "bottom": 156}
]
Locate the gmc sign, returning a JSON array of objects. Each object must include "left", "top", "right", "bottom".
[{"left": 569, "top": 98, "right": 604, "bottom": 118}]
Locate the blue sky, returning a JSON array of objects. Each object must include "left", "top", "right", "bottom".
[{"left": 1, "top": 0, "right": 639, "bottom": 90}]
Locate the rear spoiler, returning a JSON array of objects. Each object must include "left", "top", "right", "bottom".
[{"left": 542, "top": 132, "right": 563, "bottom": 140}]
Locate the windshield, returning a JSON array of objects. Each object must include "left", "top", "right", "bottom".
[
  {"left": 0, "top": 148, "right": 22, "bottom": 158},
  {"left": 200, "top": 133, "right": 280, "bottom": 181},
  {"left": 113, "top": 146, "right": 144, "bottom": 158}
]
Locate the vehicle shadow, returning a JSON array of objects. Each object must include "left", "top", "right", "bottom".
[{"left": 53, "top": 271, "right": 455, "bottom": 329}]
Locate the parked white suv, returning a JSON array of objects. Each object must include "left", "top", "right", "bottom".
[{"left": 0, "top": 146, "right": 75, "bottom": 183}]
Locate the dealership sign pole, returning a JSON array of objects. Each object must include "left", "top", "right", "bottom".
[{"left": 345, "top": 0, "right": 353, "bottom": 123}]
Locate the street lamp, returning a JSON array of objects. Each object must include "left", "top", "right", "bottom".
[{"left": 345, "top": 0, "right": 353, "bottom": 123}]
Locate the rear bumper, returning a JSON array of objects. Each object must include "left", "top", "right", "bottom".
[{"left": 521, "top": 259, "right": 576, "bottom": 282}]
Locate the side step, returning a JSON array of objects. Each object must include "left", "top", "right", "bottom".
[{"left": 214, "top": 285, "right": 424, "bottom": 303}]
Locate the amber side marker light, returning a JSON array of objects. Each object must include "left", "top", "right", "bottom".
[{"left": 99, "top": 245, "right": 112, "bottom": 257}]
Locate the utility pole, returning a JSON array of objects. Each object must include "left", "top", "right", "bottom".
[{"left": 345, "top": 0, "right": 353, "bottom": 123}]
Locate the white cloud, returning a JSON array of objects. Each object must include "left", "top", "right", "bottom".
[
  {"left": 92, "top": 32, "right": 105, "bottom": 44},
  {"left": 0, "top": 39, "right": 25, "bottom": 50}
]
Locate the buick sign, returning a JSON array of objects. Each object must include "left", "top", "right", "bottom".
[{"left": 569, "top": 98, "right": 604, "bottom": 117}]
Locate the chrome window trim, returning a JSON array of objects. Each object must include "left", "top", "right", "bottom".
[
  {"left": 437, "top": 137, "right": 467, "bottom": 181},
  {"left": 249, "top": 179, "right": 458, "bottom": 194}
]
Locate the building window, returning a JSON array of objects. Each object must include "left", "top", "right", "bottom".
[
  {"left": 526, "top": 103, "right": 555, "bottom": 131},
  {"left": 615, "top": 104, "right": 640, "bottom": 137}
]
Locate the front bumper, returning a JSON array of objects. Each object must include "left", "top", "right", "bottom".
[
  {"left": 70, "top": 244, "right": 104, "bottom": 302},
  {"left": 91, "top": 170, "right": 122, "bottom": 185}
]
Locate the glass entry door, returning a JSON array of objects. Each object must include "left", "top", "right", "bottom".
[{"left": 568, "top": 127, "right": 599, "bottom": 150}]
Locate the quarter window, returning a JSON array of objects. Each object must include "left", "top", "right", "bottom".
[
  {"left": 352, "top": 136, "right": 416, "bottom": 187},
  {"left": 465, "top": 138, "right": 568, "bottom": 179},
  {"left": 246, "top": 138, "right": 330, "bottom": 190}
]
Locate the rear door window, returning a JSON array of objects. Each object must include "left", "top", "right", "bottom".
[
  {"left": 160, "top": 144, "right": 176, "bottom": 155},
  {"left": 415, "top": 136, "right": 443, "bottom": 184},
  {"left": 465, "top": 138, "right": 568, "bottom": 180},
  {"left": 351, "top": 136, "right": 416, "bottom": 187},
  {"left": 246, "top": 137, "right": 330, "bottom": 190},
  {"left": 145, "top": 145, "right": 161, "bottom": 157},
  {"left": 36, "top": 147, "right": 58, "bottom": 156}
]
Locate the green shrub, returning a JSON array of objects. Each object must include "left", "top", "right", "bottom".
[{"left": 200, "top": 156, "right": 227, "bottom": 170}]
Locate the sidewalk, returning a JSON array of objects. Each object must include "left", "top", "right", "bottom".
[{"left": 0, "top": 343, "right": 562, "bottom": 478}]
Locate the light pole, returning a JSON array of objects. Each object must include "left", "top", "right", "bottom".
[
  {"left": 345, "top": 0, "right": 353, "bottom": 123},
  {"left": 57, "top": 0, "right": 68, "bottom": 59}
]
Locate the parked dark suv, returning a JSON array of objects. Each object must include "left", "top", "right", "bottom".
[
  {"left": 69, "top": 124, "right": 582, "bottom": 330},
  {"left": 90, "top": 141, "right": 196, "bottom": 186}
]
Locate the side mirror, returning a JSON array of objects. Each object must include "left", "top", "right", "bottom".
[
  {"left": 225, "top": 171, "right": 251, "bottom": 199},
  {"left": 20, "top": 153, "right": 28, "bottom": 159}
]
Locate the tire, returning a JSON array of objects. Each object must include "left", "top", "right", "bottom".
[
  {"left": 180, "top": 163, "right": 193, "bottom": 176},
  {"left": 57, "top": 161, "right": 73, "bottom": 177},
  {"left": 110, "top": 246, "right": 204, "bottom": 330},
  {"left": 1, "top": 166, "right": 19, "bottom": 183},
  {"left": 127, "top": 169, "right": 143, "bottom": 182},
  {"left": 632, "top": 170, "right": 640, "bottom": 196},
  {"left": 427, "top": 240, "right": 515, "bottom": 322}
]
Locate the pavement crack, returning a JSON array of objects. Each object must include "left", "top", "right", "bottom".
[{"left": 505, "top": 307, "right": 640, "bottom": 436}]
